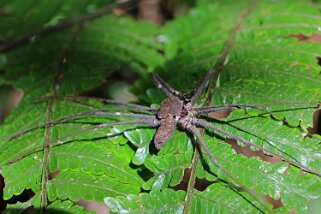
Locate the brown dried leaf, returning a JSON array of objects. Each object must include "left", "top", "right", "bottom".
[{"left": 287, "top": 33, "right": 321, "bottom": 43}]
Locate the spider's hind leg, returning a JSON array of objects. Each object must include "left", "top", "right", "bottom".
[{"left": 187, "top": 125, "right": 268, "bottom": 213}]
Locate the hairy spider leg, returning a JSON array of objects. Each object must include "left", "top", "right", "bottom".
[
  {"left": 56, "top": 119, "right": 159, "bottom": 142},
  {"left": 194, "top": 118, "right": 321, "bottom": 177},
  {"left": 188, "top": 125, "right": 268, "bottom": 213},
  {"left": 101, "top": 98, "right": 157, "bottom": 111},
  {"left": 206, "top": 101, "right": 320, "bottom": 108},
  {"left": 194, "top": 101, "right": 320, "bottom": 115},
  {"left": 195, "top": 105, "right": 268, "bottom": 115},
  {"left": 7, "top": 119, "right": 159, "bottom": 165},
  {"left": 4, "top": 110, "right": 157, "bottom": 141},
  {"left": 151, "top": 73, "right": 182, "bottom": 97},
  {"left": 190, "top": 70, "right": 213, "bottom": 106},
  {"left": 51, "top": 95, "right": 158, "bottom": 111}
]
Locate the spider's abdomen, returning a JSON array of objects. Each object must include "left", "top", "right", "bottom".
[
  {"left": 154, "top": 117, "right": 176, "bottom": 150},
  {"left": 154, "top": 96, "right": 183, "bottom": 150}
]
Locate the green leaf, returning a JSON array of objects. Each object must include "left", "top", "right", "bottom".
[
  {"left": 142, "top": 131, "right": 193, "bottom": 190},
  {"left": 104, "top": 188, "right": 185, "bottom": 214},
  {"left": 3, "top": 193, "right": 40, "bottom": 214},
  {"left": 2, "top": 157, "right": 42, "bottom": 200},
  {"left": 190, "top": 183, "right": 271, "bottom": 213},
  {"left": 47, "top": 200, "right": 93, "bottom": 214},
  {"left": 124, "top": 129, "right": 155, "bottom": 165},
  {"left": 1, "top": 0, "right": 321, "bottom": 213},
  {"left": 48, "top": 170, "right": 139, "bottom": 202}
]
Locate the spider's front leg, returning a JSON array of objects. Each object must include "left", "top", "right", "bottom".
[{"left": 4, "top": 110, "right": 156, "bottom": 140}]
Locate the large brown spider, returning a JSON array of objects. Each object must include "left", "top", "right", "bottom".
[{"left": 4, "top": 70, "right": 321, "bottom": 212}]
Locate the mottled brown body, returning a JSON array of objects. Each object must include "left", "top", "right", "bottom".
[{"left": 154, "top": 96, "right": 183, "bottom": 149}]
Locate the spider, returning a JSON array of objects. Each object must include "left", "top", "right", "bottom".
[{"left": 3, "top": 70, "right": 321, "bottom": 212}]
